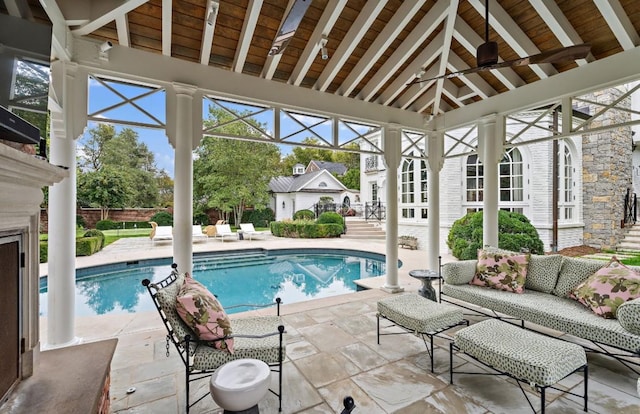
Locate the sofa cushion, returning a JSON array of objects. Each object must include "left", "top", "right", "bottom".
[
  {"left": 617, "top": 298, "right": 640, "bottom": 335},
  {"left": 176, "top": 273, "right": 234, "bottom": 353},
  {"left": 569, "top": 259, "right": 640, "bottom": 318},
  {"left": 470, "top": 249, "right": 529, "bottom": 293},
  {"left": 442, "top": 283, "right": 640, "bottom": 353},
  {"left": 526, "top": 254, "right": 563, "bottom": 293},
  {"left": 553, "top": 257, "right": 606, "bottom": 298},
  {"left": 442, "top": 260, "right": 477, "bottom": 285}
]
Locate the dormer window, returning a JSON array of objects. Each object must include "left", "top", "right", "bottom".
[{"left": 293, "top": 164, "right": 305, "bottom": 175}]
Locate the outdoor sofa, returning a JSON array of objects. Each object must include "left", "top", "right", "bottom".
[{"left": 441, "top": 248, "right": 640, "bottom": 372}]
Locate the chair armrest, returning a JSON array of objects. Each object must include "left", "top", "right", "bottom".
[
  {"left": 442, "top": 260, "right": 477, "bottom": 285},
  {"left": 617, "top": 297, "right": 640, "bottom": 335}
]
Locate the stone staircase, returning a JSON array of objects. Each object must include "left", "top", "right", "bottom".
[
  {"left": 341, "top": 218, "right": 386, "bottom": 240},
  {"left": 616, "top": 224, "right": 640, "bottom": 254}
]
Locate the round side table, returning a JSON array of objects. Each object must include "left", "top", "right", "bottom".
[{"left": 408, "top": 269, "right": 440, "bottom": 301}]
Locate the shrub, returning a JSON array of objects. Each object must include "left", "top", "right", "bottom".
[
  {"left": 193, "top": 212, "right": 210, "bottom": 226},
  {"left": 270, "top": 221, "right": 343, "bottom": 238},
  {"left": 76, "top": 215, "right": 87, "bottom": 229},
  {"left": 83, "top": 229, "right": 105, "bottom": 250},
  {"left": 39, "top": 241, "right": 47, "bottom": 263},
  {"left": 317, "top": 211, "right": 344, "bottom": 225},
  {"left": 293, "top": 209, "right": 315, "bottom": 220},
  {"left": 447, "top": 210, "right": 544, "bottom": 260},
  {"left": 76, "top": 237, "right": 100, "bottom": 256},
  {"left": 242, "top": 208, "right": 275, "bottom": 227},
  {"left": 96, "top": 220, "right": 118, "bottom": 230},
  {"left": 150, "top": 211, "right": 173, "bottom": 226}
]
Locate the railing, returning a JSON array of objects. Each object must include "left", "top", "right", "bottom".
[
  {"left": 365, "top": 201, "right": 385, "bottom": 221},
  {"left": 623, "top": 188, "right": 637, "bottom": 227}
]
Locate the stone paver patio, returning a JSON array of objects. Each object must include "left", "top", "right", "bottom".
[{"left": 38, "top": 236, "right": 640, "bottom": 413}]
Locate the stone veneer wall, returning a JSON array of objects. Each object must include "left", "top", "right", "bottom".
[{"left": 582, "top": 88, "right": 633, "bottom": 249}]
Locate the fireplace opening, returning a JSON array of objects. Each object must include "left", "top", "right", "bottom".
[{"left": 0, "top": 235, "right": 21, "bottom": 404}]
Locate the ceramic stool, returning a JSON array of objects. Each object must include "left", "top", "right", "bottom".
[{"left": 209, "top": 359, "right": 271, "bottom": 414}]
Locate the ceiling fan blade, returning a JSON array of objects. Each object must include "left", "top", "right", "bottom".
[
  {"left": 406, "top": 44, "right": 591, "bottom": 86},
  {"left": 269, "top": 0, "right": 312, "bottom": 56}
]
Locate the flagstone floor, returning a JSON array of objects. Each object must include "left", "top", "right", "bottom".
[{"left": 40, "top": 236, "right": 640, "bottom": 413}]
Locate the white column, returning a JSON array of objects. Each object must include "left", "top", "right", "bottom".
[
  {"left": 47, "top": 127, "right": 78, "bottom": 347},
  {"left": 477, "top": 115, "right": 504, "bottom": 248},
  {"left": 427, "top": 131, "right": 444, "bottom": 270},
  {"left": 382, "top": 124, "right": 403, "bottom": 293},
  {"left": 171, "top": 83, "right": 198, "bottom": 274},
  {"left": 46, "top": 61, "right": 87, "bottom": 349}
]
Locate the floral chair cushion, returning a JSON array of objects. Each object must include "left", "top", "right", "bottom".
[
  {"left": 175, "top": 273, "right": 234, "bottom": 353},
  {"left": 470, "top": 249, "right": 530, "bottom": 293},
  {"left": 569, "top": 257, "right": 640, "bottom": 319}
]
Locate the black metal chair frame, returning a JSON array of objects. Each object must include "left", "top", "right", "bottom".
[
  {"left": 450, "top": 341, "right": 588, "bottom": 414},
  {"left": 142, "top": 264, "right": 285, "bottom": 413}
]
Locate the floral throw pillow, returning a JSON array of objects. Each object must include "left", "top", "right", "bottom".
[
  {"left": 175, "top": 273, "right": 234, "bottom": 353},
  {"left": 569, "top": 257, "right": 640, "bottom": 319},
  {"left": 470, "top": 250, "right": 530, "bottom": 293}
]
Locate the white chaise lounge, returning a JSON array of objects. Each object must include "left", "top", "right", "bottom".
[
  {"left": 149, "top": 221, "right": 173, "bottom": 244},
  {"left": 239, "top": 223, "right": 266, "bottom": 240},
  {"left": 215, "top": 224, "right": 238, "bottom": 242},
  {"left": 192, "top": 225, "right": 208, "bottom": 243}
]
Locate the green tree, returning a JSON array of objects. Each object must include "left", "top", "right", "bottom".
[
  {"left": 157, "top": 170, "right": 174, "bottom": 207},
  {"left": 78, "top": 125, "right": 160, "bottom": 208},
  {"left": 338, "top": 169, "right": 360, "bottom": 190},
  {"left": 77, "top": 167, "right": 134, "bottom": 220},
  {"left": 281, "top": 138, "right": 334, "bottom": 174},
  {"left": 195, "top": 108, "right": 282, "bottom": 225}
]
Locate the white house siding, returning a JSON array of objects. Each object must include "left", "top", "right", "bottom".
[{"left": 358, "top": 112, "right": 588, "bottom": 254}]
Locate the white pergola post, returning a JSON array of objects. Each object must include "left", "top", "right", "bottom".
[
  {"left": 427, "top": 131, "right": 444, "bottom": 270},
  {"left": 46, "top": 62, "right": 87, "bottom": 348},
  {"left": 382, "top": 124, "right": 403, "bottom": 293},
  {"left": 478, "top": 115, "right": 504, "bottom": 248},
  {"left": 170, "top": 83, "right": 199, "bottom": 275}
]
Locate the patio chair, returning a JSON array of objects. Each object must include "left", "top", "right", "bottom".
[
  {"left": 239, "top": 223, "right": 266, "bottom": 240},
  {"left": 149, "top": 221, "right": 173, "bottom": 244},
  {"left": 142, "top": 264, "right": 286, "bottom": 413},
  {"left": 192, "top": 225, "right": 208, "bottom": 243},
  {"left": 215, "top": 224, "right": 238, "bottom": 242}
]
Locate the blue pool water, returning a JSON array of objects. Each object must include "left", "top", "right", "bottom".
[{"left": 39, "top": 248, "right": 398, "bottom": 317}]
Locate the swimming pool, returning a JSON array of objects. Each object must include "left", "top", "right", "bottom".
[{"left": 39, "top": 248, "right": 398, "bottom": 317}]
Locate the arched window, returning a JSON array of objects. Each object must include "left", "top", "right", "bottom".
[
  {"left": 401, "top": 159, "right": 415, "bottom": 218},
  {"left": 559, "top": 143, "right": 575, "bottom": 221},
  {"left": 420, "top": 160, "right": 428, "bottom": 218},
  {"left": 318, "top": 182, "right": 327, "bottom": 188},
  {"left": 465, "top": 148, "right": 525, "bottom": 214},
  {"left": 401, "top": 159, "right": 414, "bottom": 203}
]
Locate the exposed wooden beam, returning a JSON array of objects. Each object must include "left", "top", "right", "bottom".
[
  {"left": 359, "top": 0, "right": 450, "bottom": 102},
  {"left": 337, "top": 0, "right": 427, "bottom": 97},
  {"left": 594, "top": 0, "right": 640, "bottom": 50},
  {"left": 200, "top": 0, "right": 219, "bottom": 65},
  {"left": 115, "top": 14, "right": 129, "bottom": 47},
  {"left": 71, "top": 0, "right": 149, "bottom": 36},
  {"left": 314, "top": 0, "right": 386, "bottom": 92},
  {"left": 233, "top": 0, "right": 263, "bottom": 73},
  {"left": 395, "top": 65, "right": 440, "bottom": 110},
  {"left": 162, "top": 0, "right": 172, "bottom": 56},
  {"left": 432, "top": 0, "right": 459, "bottom": 115},
  {"left": 289, "top": 0, "right": 346, "bottom": 86}
]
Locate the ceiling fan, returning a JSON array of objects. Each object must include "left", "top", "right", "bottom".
[
  {"left": 269, "top": 0, "right": 312, "bottom": 56},
  {"left": 407, "top": 0, "right": 591, "bottom": 85}
]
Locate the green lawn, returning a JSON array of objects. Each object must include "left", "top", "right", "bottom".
[
  {"left": 102, "top": 228, "right": 152, "bottom": 246},
  {"left": 620, "top": 255, "right": 640, "bottom": 266}
]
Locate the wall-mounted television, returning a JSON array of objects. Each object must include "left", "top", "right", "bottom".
[{"left": 0, "top": 13, "right": 51, "bottom": 153}]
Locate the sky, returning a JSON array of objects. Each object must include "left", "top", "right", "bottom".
[{"left": 81, "top": 77, "right": 377, "bottom": 178}]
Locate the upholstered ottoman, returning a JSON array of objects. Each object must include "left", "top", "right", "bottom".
[
  {"left": 451, "top": 319, "right": 588, "bottom": 413},
  {"left": 377, "top": 294, "right": 466, "bottom": 372}
]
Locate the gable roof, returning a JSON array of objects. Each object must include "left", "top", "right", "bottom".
[
  {"left": 307, "top": 160, "right": 347, "bottom": 176},
  {"left": 269, "top": 169, "right": 347, "bottom": 193}
]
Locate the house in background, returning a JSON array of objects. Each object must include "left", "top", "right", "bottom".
[
  {"left": 306, "top": 160, "right": 348, "bottom": 176},
  {"left": 360, "top": 85, "right": 637, "bottom": 254},
  {"left": 269, "top": 162, "right": 359, "bottom": 221}
]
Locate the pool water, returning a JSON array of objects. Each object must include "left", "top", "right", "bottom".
[{"left": 39, "top": 249, "right": 395, "bottom": 317}]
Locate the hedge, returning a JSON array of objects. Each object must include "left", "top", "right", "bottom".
[
  {"left": 242, "top": 208, "right": 275, "bottom": 227},
  {"left": 83, "top": 229, "right": 105, "bottom": 250},
  {"left": 292, "top": 209, "right": 315, "bottom": 220},
  {"left": 317, "top": 211, "right": 344, "bottom": 225},
  {"left": 40, "top": 241, "right": 48, "bottom": 263},
  {"left": 76, "top": 237, "right": 101, "bottom": 256},
  {"left": 96, "top": 220, "right": 153, "bottom": 230},
  {"left": 270, "top": 221, "right": 343, "bottom": 238}
]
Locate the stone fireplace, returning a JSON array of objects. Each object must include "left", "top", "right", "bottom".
[{"left": 0, "top": 143, "right": 66, "bottom": 404}]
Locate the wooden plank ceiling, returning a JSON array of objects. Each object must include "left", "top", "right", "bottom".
[{"left": 6, "top": 0, "right": 640, "bottom": 117}]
